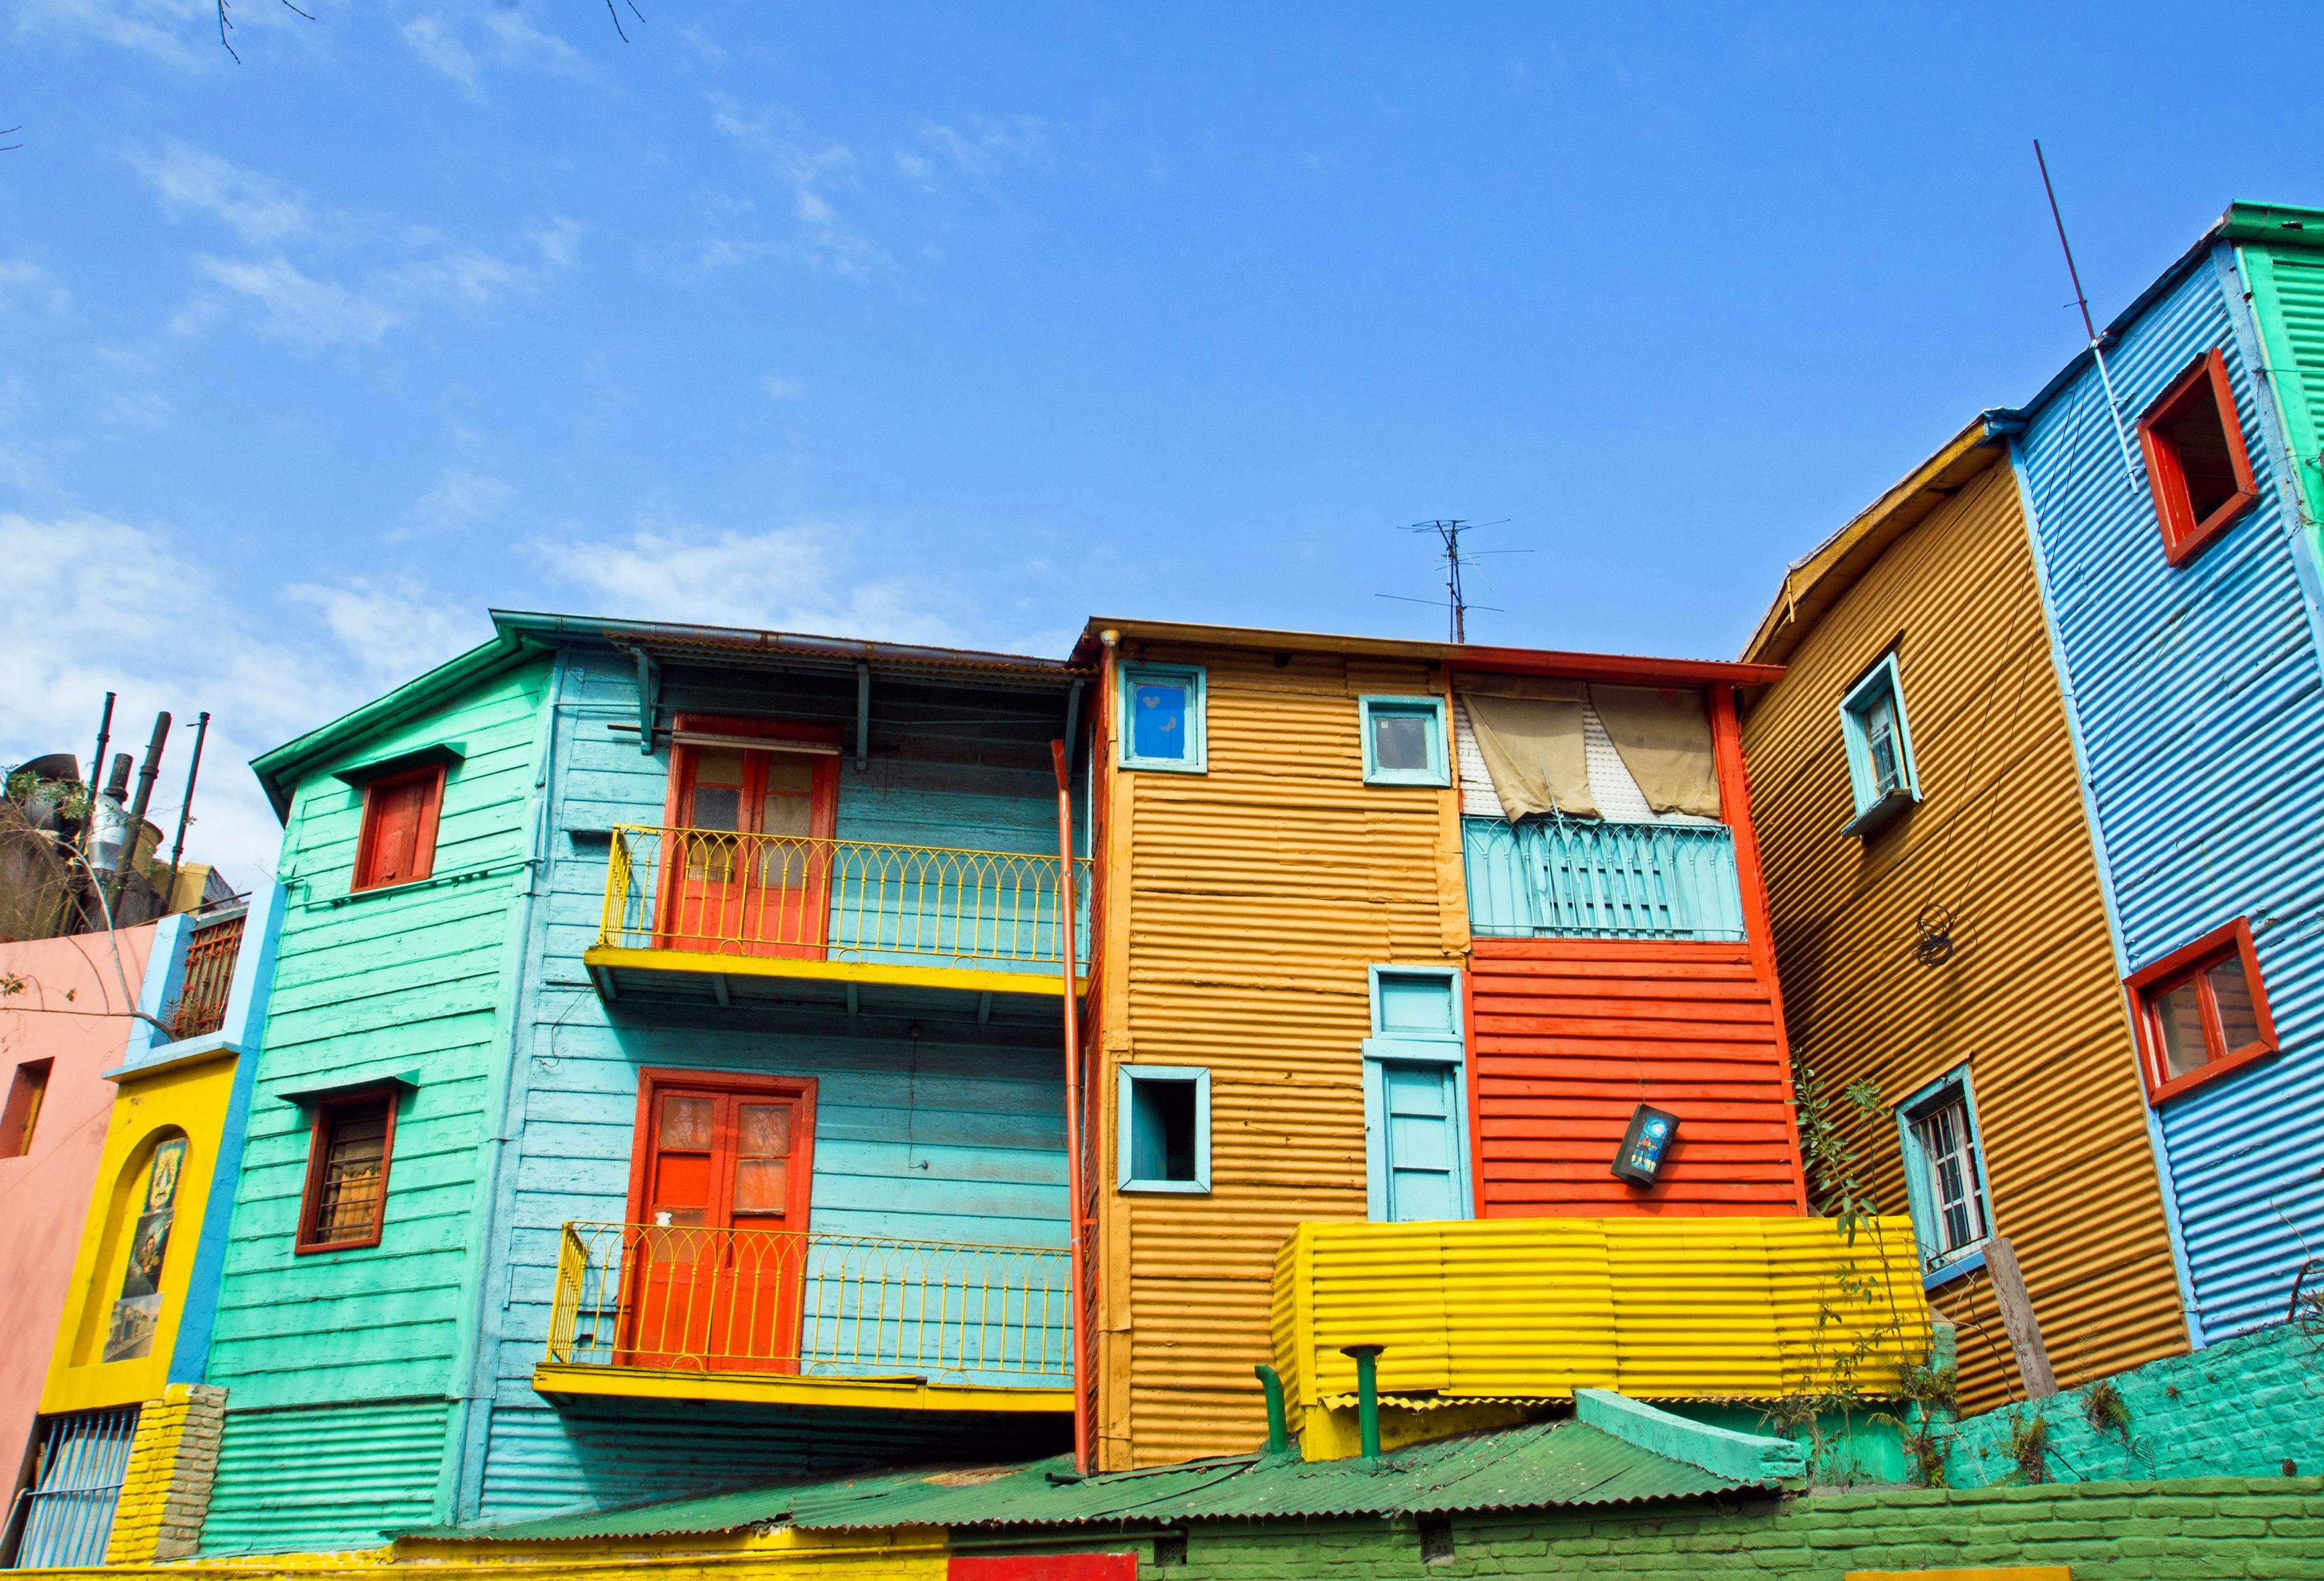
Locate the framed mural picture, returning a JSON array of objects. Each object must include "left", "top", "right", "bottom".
[{"left": 103, "top": 1136, "right": 187, "bottom": 1363}]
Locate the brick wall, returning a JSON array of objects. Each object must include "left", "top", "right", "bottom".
[
  {"left": 966, "top": 1476, "right": 2324, "bottom": 1579},
  {"left": 105, "top": 1383, "right": 226, "bottom": 1564},
  {"left": 1945, "top": 1317, "right": 2324, "bottom": 1486}
]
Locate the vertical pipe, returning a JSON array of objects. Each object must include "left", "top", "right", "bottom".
[
  {"left": 1051, "top": 737, "right": 1091, "bottom": 1473},
  {"left": 1254, "top": 1364, "right": 1291, "bottom": 1456},
  {"left": 165, "top": 710, "right": 210, "bottom": 910},
  {"left": 1341, "top": 1344, "right": 1384, "bottom": 1461},
  {"left": 80, "top": 691, "right": 115, "bottom": 849},
  {"left": 126, "top": 712, "right": 170, "bottom": 830}
]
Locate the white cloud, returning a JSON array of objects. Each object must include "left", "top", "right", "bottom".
[
  {"left": 194, "top": 253, "right": 397, "bottom": 348},
  {"left": 11, "top": 0, "right": 213, "bottom": 68},
  {"left": 0, "top": 512, "right": 484, "bottom": 885},
  {"left": 128, "top": 140, "right": 310, "bottom": 243},
  {"left": 399, "top": 6, "right": 588, "bottom": 96},
  {"left": 899, "top": 115, "right": 1049, "bottom": 186},
  {"left": 710, "top": 98, "right": 884, "bottom": 279},
  {"left": 404, "top": 466, "right": 513, "bottom": 537},
  {"left": 0, "top": 260, "right": 70, "bottom": 316},
  {"left": 529, "top": 519, "right": 956, "bottom": 644},
  {"left": 761, "top": 374, "right": 804, "bottom": 403}
]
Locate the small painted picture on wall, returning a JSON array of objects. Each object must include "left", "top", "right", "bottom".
[{"left": 102, "top": 1136, "right": 188, "bottom": 1361}]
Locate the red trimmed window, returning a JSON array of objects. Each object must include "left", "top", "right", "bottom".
[
  {"left": 0, "top": 1060, "right": 52, "bottom": 1159},
  {"left": 296, "top": 1089, "right": 398, "bottom": 1253},
  {"left": 351, "top": 764, "right": 446, "bottom": 892},
  {"left": 2126, "top": 918, "right": 2277, "bottom": 1105},
  {"left": 2136, "top": 348, "right": 2259, "bottom": 567}
]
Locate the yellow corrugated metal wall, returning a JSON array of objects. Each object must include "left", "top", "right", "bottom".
[
  {"left": 1094, "top": 642, "right": 1465, "bottom": 1469},
  {"left": 1740, "top": 456, "right": 2187, "bottom": 1414}
]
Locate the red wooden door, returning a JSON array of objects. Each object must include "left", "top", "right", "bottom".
[
  {"left": 623, "top": 1074, "right": 816, "bottom": 1373},
  {"left": 658, "top": 721, "right": 838, "bottom": 959}
]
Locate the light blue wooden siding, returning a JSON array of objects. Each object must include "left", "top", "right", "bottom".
[
  {"left": 2013, "top": 244, "right": 2324, "bottom": 1343},
  {"left": 464, "top": 648, "right": 1072, "bottom": 1523},
  {"left": 196, "top": 657, "right": 550, "bottom": 1551},
  {"left": 1378, "top": 1062, "right": 1463, "bottom": 1222},
  {"left": 1461, "top": 816, "right": 1744, "bottom": 941}
]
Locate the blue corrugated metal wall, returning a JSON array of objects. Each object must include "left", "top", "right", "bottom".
[
  {"left": 2013, "top": 243, "right": 2324, "bottom": 1342},
  {"left": 459, "top": 646, "right": 1075, "bottom": 1523}
]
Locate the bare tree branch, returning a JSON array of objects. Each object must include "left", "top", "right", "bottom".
[
  {"left": 0, "top": 127, "right": 22, "bottom": 155},
  {"left": 606, "top": 0, "right": 645, "bottom": 43},
  {"left": 216, "top": 0, "right": 315, "bottom": 64}
]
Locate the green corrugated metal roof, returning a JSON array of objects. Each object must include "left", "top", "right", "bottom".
[{"left": 410, "top": 1420, "right": 1769, "bottom": 1544}]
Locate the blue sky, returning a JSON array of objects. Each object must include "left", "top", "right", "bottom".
[{"left": 7, "top": 1, "right": 2323, "bottom": 879}]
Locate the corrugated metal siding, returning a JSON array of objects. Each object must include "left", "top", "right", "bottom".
[
  {"left": 1742, "top": 456, "right": 2185, "bottom": 1413},
  {"left": 1097, "top": 646, "right": 1464, "bottom": 1470},
  {"left": 2016, "top": 247, "right": 2324, "bottom": 1343},
  {"left": 1468, "top": 939, "right": 1802, "bottom": 1217},
  {"left": 198, "top": 1400, "right": 451, "bottom": 1555},
  {"left": 1271, "top": 1216, "right": 1926, "bottom": 1424}
]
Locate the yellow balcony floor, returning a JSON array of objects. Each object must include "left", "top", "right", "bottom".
[
  {"left": 582, "top": 944, "right": 1087, "bottom": 1006},
  {"left": 533, "top": 1360, "right": 1073, "bottom": 1416}
]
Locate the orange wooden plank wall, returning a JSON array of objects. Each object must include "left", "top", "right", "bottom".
[{"left": 1467, "top": 938, "right": 1807, "bottom": 1216}]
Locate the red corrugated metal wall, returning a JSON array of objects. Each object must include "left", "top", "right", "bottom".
[{"left": 1467, "top": 937, "right": 1807, "bottom": 1217}]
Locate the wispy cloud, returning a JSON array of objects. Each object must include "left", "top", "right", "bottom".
[
  {"left": 11, "top": 0, "right": 214, "bottom": 69},
  {"left": 710, "top": 98, "right": 883, "bottom": 279},
  {"left": 285, "top": 575, "right": 482, "bottom": 683},
  {"left": 0, "top": 260, "right": 71, "bottom": 316},
  {"left": 128, "top": 140, "right": 310, "bottom": 243},
  {"left": 761, "top": 374, "right": 804, "bottom": 403},
  {"left": 529, "top": 517, "right": 956, "bottom": 644},
  {"left": 402, "top": 466, "right": 513, "bottom": 539},
  {"left": 193, "top": 254, "right": 397, "bottom": 348},
  {"left": 399, "top": 5, "right": 589, "bottom": 97},
  {"left": 896, "top": 115, "right": 1049, "bottom": 187}
]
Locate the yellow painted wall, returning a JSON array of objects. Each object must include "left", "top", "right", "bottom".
[
  {"left": 40, "top": 1046, "right": 240, "bottom": 1415},
  {"left": 1270, "top": 1214, "right": 1930, "bottom": 1459},
  {"left": 1094, "top": 638, "right": 1467, "bottom": 1470},
  {"left": 1740, "top": 456, "right": 2185, "bottom": 1414}
]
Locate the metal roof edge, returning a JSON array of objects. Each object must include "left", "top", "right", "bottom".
[
  {"left": 2219, "top": 201, "right": 2324, "bottom": 249},
  {"left": 489, "top": 609, "right": 1084, "bottom": 679},
  {"left": 1738, "top": 417, "right": 2003, "bottom": 667},
  {"left": 1574, "top": 1389, "right": 1807, "bottom": 1484},
  {"left": 1080, "top": 617, "right": 1783, "bottom": 688}
]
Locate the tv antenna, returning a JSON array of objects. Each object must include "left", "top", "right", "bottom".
[
  {"left": 2034, "top": 139, "right": 2140, "bottom": 492},
  {"left": 1377, "top": 519, "right": 1531, "bottom": 642}
]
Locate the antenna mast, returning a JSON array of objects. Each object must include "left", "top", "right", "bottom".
[
  {"left": 1421, "top": 519, "right": 1471, "bottom": 642},
  {"left": 2034, "top": 140, "right": 2142, "bottom": 492}
]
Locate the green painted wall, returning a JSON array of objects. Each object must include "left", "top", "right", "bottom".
[
  {"left": 966, "top": 1475, "right": 2324, "bottom": 1578},
  {"left": 1945, "top": 1316, "right": 2324, "bottom": 1488},
  {"left": 198, "top": 655, "right": 551, "bottom": 1552},
  {"left": 2240, "top": 236, "right": 2324, "bottom": 529}
]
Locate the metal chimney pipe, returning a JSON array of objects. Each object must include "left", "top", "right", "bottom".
[
  {"left": 78, "top": 691, "right": 116, "bottom": 853},
  {"left": 127, "top": 711, "right": 170, "bottom": 830},
  {"left": 165, "top": 711, "right": 210, "bottom": 910}
]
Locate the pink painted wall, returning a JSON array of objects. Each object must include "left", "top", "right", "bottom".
[{"left": 0, "top": 924, "right": 154, "bottom": 1488}]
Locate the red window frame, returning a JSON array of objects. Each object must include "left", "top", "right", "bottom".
[
  {"left": 295, "top": 1086, "right": 401, "bottom": 1253},
  {"left": 2136, "top": 348, "right": 2260, "bottom": 567},
  {"left": 2124, "top": 917, "right": 2278, "bottom": 1106},
  {"left": 350, "top": 763, "right": 448, "bottom": 894}
]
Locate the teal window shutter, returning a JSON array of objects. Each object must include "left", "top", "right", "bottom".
[
  {"left": 1837, "top": 654, "right": 1921, "bottom": 829},
  {"left": 1362, "top": 966, "right": 1472, "bottom": 1223}
]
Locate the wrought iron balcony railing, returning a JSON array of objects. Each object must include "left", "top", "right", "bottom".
[
  {"left": 167, "top": 910, "right": 245, "bottom": 1040},
  {"left": 596, "top": 825, "right": 1090, "bottom": 974},
  {"left": 1462, "top": 816, "right": 1745, "bottom": 942},
  {"left": 545, "top": 1221, "right": 1072, "bottom": 1387}
]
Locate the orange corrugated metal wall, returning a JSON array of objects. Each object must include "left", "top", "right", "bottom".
[
  {"left": 1094, "top": 643, "right": 1465, "bottom": 1470},
  {"left": 1468, "top": 939, "right": 1805, "bottom": 1216},
  {"left": 1740, "top": 456, "right": 2187, "bottom": 1414}
]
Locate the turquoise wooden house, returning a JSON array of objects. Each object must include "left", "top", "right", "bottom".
[
  {"left": 193, "top": 614, "right": 1088, "bottom": 1552},
  {"left": 1998, "top": 202, "right": 2324, "bottom": 1354}
]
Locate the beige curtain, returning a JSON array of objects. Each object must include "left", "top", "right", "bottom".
[
  {"left": 1458, "top": 677, "right": 1595, "bottom": 821},
  {"left": 1590, "top": 684, "right": 1721, "bottom": 818}
]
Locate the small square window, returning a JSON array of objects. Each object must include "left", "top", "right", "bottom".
[
  {"left": 1837, "top": 655, "right": 1919, "bottom": 835},
  {"left": 1360, "top": 697, "right": 1449, "bottom": 786},
  {"left": 0, "top": 1060, "right": 52, "bottom": 1160},
  {"left": 2137, "top": 348, "right": 2259, "bottom": 567},
  {"left": 350, "top": 764, "right": 447, "bottom": 893},
  {"left": 2126, "top": 918, "right": 2278, "bottom": 1105},
  {"left": 1896, "top": 1073, "right": 1991, "bottom": 1282},
  {"left": 297, "top": 1089, "right": 399, "bottom": 1253},
  {"left": 1117, "top": 1065, "right": 1210, "bottom": 1194},
  {"left": 1118, "top": 663, "right": 1206, "bottom": 773}
]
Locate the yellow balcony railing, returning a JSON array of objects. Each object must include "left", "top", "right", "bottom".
[
  {"left": 597, "top": 825, "right": 1090, "bottom": 974},
  {"left": 546, "top": 1221, "right": 1072, "bottom": 1387}
]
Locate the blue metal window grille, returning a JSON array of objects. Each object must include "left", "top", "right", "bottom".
[
  {"left": 1118, "top": 663, "right": 1206, "bottom": 772},
  {"left": 1117, "top": 1064, "right": 1210, "bottom": 1192},
  {"left": 7, "top": 1407, "right": 138, "bottom": 1569},
  {"left": 1838, "top": 655, "right": 1920, "bottom": 817},
  {"left": 1897, "top": 1075, "right": 1993, "bottom": 1280},
  {"left": 1460, "top": 816, "right": 1744, "bottom": 941},
  {"left": 1360, "top": 695, "right": 1449, "bottom": 786}
]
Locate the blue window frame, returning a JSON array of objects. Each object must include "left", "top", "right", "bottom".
[
  {"left": 1895, "top": 1067, "right": 1994, "bottom": 1288},
  {"left": 1838, "top": 654, "right": 1919, "bottom": 832},
  {"left": 1361, "top": 966, "right": 1472, "bottom": 1223},
  {"left": 1117, "top": 1064, "right": 1210, "bottom": 1194},
  {"left": 1360, "top": 695, "right": 1449, "bottom": 786},
  {"left": 1118, "top": 663, "right": 1206, "bottom": 773}
]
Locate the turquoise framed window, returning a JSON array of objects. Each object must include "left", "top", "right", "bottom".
[
  {"left": 1361, "top": 966, "right": 1472, "bottom": 1223},
  {"left": 1118, "top": 663, "right": 1206, "bottom": 773},
  {"left": 1360, "top": 695, "right": 1450, "bottom": 786},
  {"left": 1895, "top": 1067, "right": 1994, "bottom": 1288},
  {"left": 1117, "top": 1064, "right": 1210, "bottom": 1194},
  {"left": 1838, "top": 654, "right": 1919, "bottom": 830}
]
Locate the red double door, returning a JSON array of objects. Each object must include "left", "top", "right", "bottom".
[
  {"left": 658, "top": 715, "right": 840, "bottom": 959},
  {"left": 621, "top": 1071, "right": 816, "bottom": 1373}
]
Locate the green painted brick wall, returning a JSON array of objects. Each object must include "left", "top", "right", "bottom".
[
  {"left": 969, "top": 1474, "right": 2324, "bottom": 1578},
  {"left": 1946, "top": 1317, "right": 2324, "bottom": 1487}
]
